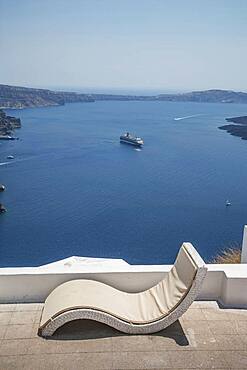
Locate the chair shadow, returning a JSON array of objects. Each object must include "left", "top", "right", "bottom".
[{"left": 47, "top": 319, "right": 189, "bottom": 346}]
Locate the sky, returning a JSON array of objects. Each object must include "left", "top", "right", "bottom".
[{"left": 1, "top": 0, "right": 247, "bottom": 93}]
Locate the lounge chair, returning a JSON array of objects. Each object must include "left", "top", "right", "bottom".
[{"left": 39, "top": 243, "right": 207, "bottom": 336}]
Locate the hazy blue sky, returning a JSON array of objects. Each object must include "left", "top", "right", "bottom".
[{"left": 1, "top": 0, "right": 247, "bottom": 92}]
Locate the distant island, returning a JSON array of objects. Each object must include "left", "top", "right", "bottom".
[
  {"left": 219, "top": 116, "right": 247, "bottom": 140},
  {"left": 1, "top": 84, "right": 247, "bottom": 109}
]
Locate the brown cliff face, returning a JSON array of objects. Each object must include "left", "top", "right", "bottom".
[
  {"left": 0, "top": 109, "right": 21, "bottom": 136},
  {"left": 0, "top": 84, "right": 94, "bottom": 109},
  {"left": 219, "top": 116, "right": 247, "bottom": 140}
]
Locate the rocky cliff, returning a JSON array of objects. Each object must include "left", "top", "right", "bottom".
[
  {"left": 0, "top": 109, "right": 21, "bottom": 136},
  {"left": 156, "top": 89, "right": 247, "bottom": 104},
  {"left": 219, "top": 116, "right": 247, "bottom": 140},
  {"left": 1, "top": 85, "right": 247, "bottom": 109},
  {"left": 92, "top": 89, "right": 247, "bottom": 104},
  {"left": 0, "top": 85, "right": 94, "bottom": 109}
]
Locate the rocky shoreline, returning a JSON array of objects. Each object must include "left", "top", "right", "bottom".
[
  {"left": 219, "top": 116, "right": 247, "bottom": 140},
  {"left": 0, "top": 109, "right": 21, "bottom": 137},
  {"left": 0, "top": 84, "right": 94, "bottom": 109},
  {"left": 0, "top": 109, "right": 21, "bottom": 215}
]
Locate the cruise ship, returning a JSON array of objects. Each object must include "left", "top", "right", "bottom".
[{"left": 120, "top": 133, "right": 144, "bottom": 147}]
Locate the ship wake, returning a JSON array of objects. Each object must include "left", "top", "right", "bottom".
[{"left": 174, "top": 114, "right": 203, "bottom": 121}]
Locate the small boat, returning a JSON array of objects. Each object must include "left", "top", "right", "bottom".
[
  {"left": 7, "top": 155, "right": 14, "bottom": 160},
  {"left": 0, "top": 184, "right": 5, "bottom": 192},
  {"left": 226, "top": 200, "right": 231, "bottom": 206},
  {"left": 120, "top": 133, "right": 144, "bottom": 147}
]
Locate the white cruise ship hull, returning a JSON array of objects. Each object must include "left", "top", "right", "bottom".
[{"left": 120, "top": 138, "right": 143, "bottom": 146}]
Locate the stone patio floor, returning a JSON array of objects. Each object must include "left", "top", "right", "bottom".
[{"left": 0, "top": 301, "right": 246, "bottom": 369}]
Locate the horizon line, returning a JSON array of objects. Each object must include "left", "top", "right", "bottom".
[{"left": 1, "top": 83, "right": 247, "bottom": 95}]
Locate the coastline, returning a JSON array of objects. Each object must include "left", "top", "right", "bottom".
[
  {"left": 2, "top": 84, "right": 247, "bottom": 110},
  {"left": 219, "top": 115, "right": 247, "bottom": 140},
  {"left": 0, "top": 109, "right": 21, "bottom": 137}
]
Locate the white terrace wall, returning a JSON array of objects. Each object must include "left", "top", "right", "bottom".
[{"left": 0, "top": 261, "right": 246, "bottom": 308}]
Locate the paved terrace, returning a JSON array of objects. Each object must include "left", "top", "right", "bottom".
[{"left": 0, "top": 302, "right": 246, "bottom": 369}]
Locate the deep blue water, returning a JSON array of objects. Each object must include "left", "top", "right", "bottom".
[{"left": 1, "top": 101, "right": 247, "bottom": 267}]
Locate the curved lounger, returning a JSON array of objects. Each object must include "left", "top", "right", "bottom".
[{"left": 39, "top": 243, "right": 207, "bottom": 336}]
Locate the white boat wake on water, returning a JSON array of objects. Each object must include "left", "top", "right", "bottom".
[
  {"left": 174, "top": 114, "right": 204, "bottom": 121},
  {"left": 134, "top": 148, "right": 142, "bottom": 152},
  {"left": 0, "top": 158, "right": 27, "bottom": 166}
]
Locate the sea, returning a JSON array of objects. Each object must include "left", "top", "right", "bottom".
[{"left": 0, "top": 100, "right": 247, "bottom": 267}]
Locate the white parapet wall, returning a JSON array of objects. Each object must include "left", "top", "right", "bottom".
[
  {"left": 241, "top": 225, "right": 247, "bottom": 263},
  {"left": 0, "top": 256, "right": 246, "bottom": 308}
]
